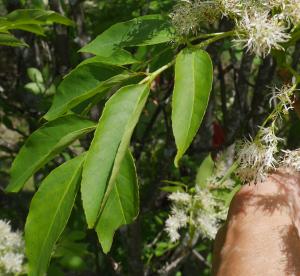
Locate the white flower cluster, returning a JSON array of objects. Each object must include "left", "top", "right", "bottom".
[
  {"left": 218, "top": 0, "right": 253, "bottom": 17},
  {"left": 234, "top": 83, "right": 299, "bottom": 183},
  {"left": 236, "top": 126, "right": 283, "bottom": 183},
  {"left": 165, "top": 205, "right": 189, "bottom": 242},
  {"left": 170, "top": 0, "right": 221, "bottom": 36},
  {"left": 165, "top": 188, "right": 228, "bottom": 242},
  {"left": 235, "top": 11, "right": 290, "bottom": 57},
  {"left": 281, "top": 149, "right": 300, "bottom": 171},
  {"left": 220, "top": 0, "right": 300, "bottom": 56},
  {"left": 281, "top": 0, "right": 300, "bottom": 24},
  {"left": 269, "top": 85, "right": 295, "bottom": 115},
  {"left": 170, "top": 0, "right": 300, "bottom": 56},
  {"left": 0, "top": 220, "right": 24, "bottom": 275}
]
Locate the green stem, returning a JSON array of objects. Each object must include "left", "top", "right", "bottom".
[
  {"left": 219, "top": 161, "right": 239, "bottom": 186},
  {"left": 190, "top": 32, "right": 231, "bottom": 42},
  {"left": 134, "top": 46, "right": 172, "bottom": 72},
  {"left": 193, "top": 30, "right": 235, "bottom": 49},
  {"left": 139, "top": 60, "right": 175, "bottom": 84},
  {"left": 260, "top": 83, "right": 297, "bottom": 129},
  {"left": 137, "top": 30, "right": 235, "bottom": 86},
  {"left": 138, "top": 30, "right": 235, "bottom": 86}
]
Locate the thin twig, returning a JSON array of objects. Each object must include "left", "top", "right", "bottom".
[{"left": 192, "top": 249, "right": 211, "bottom": 268}]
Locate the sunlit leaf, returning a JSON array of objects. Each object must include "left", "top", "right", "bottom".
[
  {"left": 81, "top": 83, "right": 149, "bottom": 228},
  {"left": 172, "top": 49, "right": 213, "bottom": 167},
  {"left": 80, "top": 15, "right": 173, "bottom": 57}
]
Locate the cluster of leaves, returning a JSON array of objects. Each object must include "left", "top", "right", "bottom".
[
  {"left": 3, "top": 7, "right": 217, "bottom": 273},
  {"left": 1, "top": 1, "right": 300, "bottom": 275},
  {"left": 0, "top": 8, "right": 73, "bottom": 47}
]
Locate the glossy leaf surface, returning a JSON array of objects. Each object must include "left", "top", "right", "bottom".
[
  {"left": 81, "top": 83, "right": 149, "bottom": 228},
  {"left": 172, "top": 49, "right": 213, "bottom": 166}
]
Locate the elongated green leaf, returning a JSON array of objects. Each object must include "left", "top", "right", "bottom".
[
  {"left": 6, "top": 115, "right": 96, "bottom": 192},
  {"left": 0, "top": 18, "right": 11, "bottom": 30},
  {"left": 6, "top": 9, "right": 73, "bottom": 26},
  {"left": 78, "top": 54, "right": 139, "bottom": 67},
  {"left": 196, "top": 154, "right": 215, "bottom": 188},
  {"left": 79, "top": 15, "right": 173, "bottom": 57},
  {"left": 44, "top": 63, "right": 122, "bottom": 120},
  {"left": 95, "top": 150, "right": 139, "bottom": 253},
  {"left": 25, "top": 154, "right": 85, "bottom": 276},
  {"left": 172, "top": 49, "right": 213, "bottom": 167},
  {"left": 10, "top": 24, "right": 45, "bottom": 35},
  {"left": 81, "top": 83, "right": 149, "bottom": 228},
  {"left": 0, "top": 33, "right": 28, "bottom": 47},
  {"left": 81, "top": 49, "right": 137, "bottom": 66},
  {"left": 44, "top": 63, "right": 135, "bottom": 121}
]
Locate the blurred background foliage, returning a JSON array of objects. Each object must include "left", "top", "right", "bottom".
[{"left": 1, "top": 0, "right": 300, "bottom": 275}]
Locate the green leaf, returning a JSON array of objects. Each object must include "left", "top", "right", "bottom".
[
  {"left": 81, "top": 83, "right": 150, "bottom": 228},
  {"left": 79, "top": 15, "right": 173, "bottom": 57},
  {"left": 95, "top": 150, "right": 139, "bottom": 253},
  {"left": 31, "top": 0, "right": 46, "bottom": 9},
  {"left": 10, "top": 24, "right": 45, "bottom": 35},
  {"left": 196, "top": 154, "right": 215, "bottom": 188},
  {"left": 44, "top": 63, "right": 125, "bottom": 121},
  {"left": 6, "top": 9, "right": 73, "bottom": 26},
  {"left": 78, "top": 53, "right": 139, "bottom": 67},
  {"left": 0, "top": 17, "right": 11, "bottom": 31},
  {"left": 160, "top": 186, "right": 185, "bottom": 193},
  {"left": 172, "top": 49, "right": 213, "bottom": 167},
  {"left": 27, "top": 67, "right": 44, "bottom": 83},
  {"left": 81, "top": 49, "right": 137, "bottom": 66},
  {"left": 25, "top": 154, "right": 85, "bottom": 276},
  {"left": 6, "top": 115, "right": 96, "bottom": 192},
  {"left": 24, "top": 82, "right": 45, "bottom": 94},
  {"left": 0, "top": 33, "right": 28, "bottom": 47}
]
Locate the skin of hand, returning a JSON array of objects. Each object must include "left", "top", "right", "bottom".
[{"left": 212, "top": 168, "right": 300, "bottom": 276}]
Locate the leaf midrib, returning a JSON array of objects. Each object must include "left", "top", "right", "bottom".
[
  {"left": 114, "top": 181, "right": 128, "bottom": 224},
  {"left": 97, "top": 85, "right": 148, "bottom": 219}
]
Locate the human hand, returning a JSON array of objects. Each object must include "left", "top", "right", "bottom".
[{"left": 212, "top": 168, "right": 300, "bottom": 276}]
